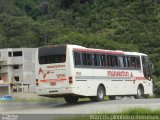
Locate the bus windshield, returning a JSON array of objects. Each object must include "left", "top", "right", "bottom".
[{"left": 38, "top": 45, "right": 66, "bottom": 64}]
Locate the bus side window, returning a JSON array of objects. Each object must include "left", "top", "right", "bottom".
[
  {"left": 82, "top": 53, "right": 87, "bottom": 66},
  {"left": 118, "top": 56, "right": 124, "bottom": 68},
  {"left": 112, "top": 56, "right": 118, "bottom": 67},
  {"left": 126, "top": 57, "right": 131, "bottom": 68},
  {"left": 82, "top": 52, "right": 93, "bottom": 66},
  {"left": 74, "top": 52, "right": 81, "bottom": 66},
  {"left": 86, "top": 53, "right": 93, "bottom": 66},
  {"left": 107, "top": 55, "right": 118, "bottom": 67},
  {"left": 100, "top": 54, "right": 106, "bottom": 67},
  {"left": 123, "top": 56, "right": 130, "bottom": 68},
  {"left": 136, "top": 57, "right": 141, "bottom": 68},
  {"left": 107, "top": 55, "right": 112, "bottom": 67},
  {"left": 123, "top": 56, "right": 127, "bottom": 68},
  {"left": 93, "top": 54, "right": 100, "bottom": 66},
  {"left": 130, "top": 57, "right": 136, "bottom": 68}
]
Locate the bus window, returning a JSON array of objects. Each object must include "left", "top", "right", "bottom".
[
  {"left": 74, "top": 52, "right": 81, "bottom": 66},
  {"left": 118, "top": 56, "right": 124, "bottom": 68},
  {"left": 112, "top": 56, "right": 118, "bottom": 67},
  {"left": 93, "top": 54, "right": 100, "bottom": 66},
  {"left": 82, "top": 53, "right": 93, "bottom": 66},
  {"left": 82, "top": 53, "right": 87, "bottom": 65},
  {"left": 100, "top": 54, "right": 106, "bottom": 67},
  {"left": 39, "top": 45, "right": 66, "bottom": 64},
  {"left": 86, "top": 53, "right": 93, "bottom": 66},
  {"left": 135, "top": 57, "right": 141, "bottom": 68},
  {"left": 39, "top": 54, "right": 66, "bottom": 64},
  {"left": 126, "top": 57, "right": 131, "bottom": 68},
  {"left": 123, "top": 56, "right": 127, "bottom": 68},
  {"left": 130, "top": 57, "right": 136, "bottom": 68},
  {"left": 107, "top": 55, "right": 112, "bottom": 67},
  {"left": 123, "top": 56, "right": 131, "bottom": 68},
  {"left": 130, "top": 56, "right": 141, "bottom": 69},
  {"left": 107, "top": 55, "right": 118, "bottom": 67}
]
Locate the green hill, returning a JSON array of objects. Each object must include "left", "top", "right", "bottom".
[{"left": 0, "top": 0, "right": 160, "bottom": 94}]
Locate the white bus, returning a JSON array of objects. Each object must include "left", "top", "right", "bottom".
[{"left": 36, "top": 44, "right": 153, "bottom": 104}]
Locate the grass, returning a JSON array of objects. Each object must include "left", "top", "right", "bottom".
[
  {"left": 119, "top": 108, "right": 160, "bottom": 115},
  {"left": 59, "top": 108, "right": 160, "bottom": 120}
]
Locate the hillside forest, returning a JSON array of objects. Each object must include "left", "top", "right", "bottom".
[{"left": 0, "top": 0, "right": 160, "bottom": 95}]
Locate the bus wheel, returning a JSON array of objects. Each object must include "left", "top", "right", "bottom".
[
  {"left": 90, "top": 85, "right": 105, "bottom": 102},
  {"left": 134, "top": 85, "right": 144, "bottom": 99},
  {"left": 64, "top": 96, "right": 79, "bottom": 104},
  {"left": 108, "top": 96, "right": 116, "bottom": 100}
]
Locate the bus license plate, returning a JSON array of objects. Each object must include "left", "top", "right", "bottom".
[{"left": 50, "top": 82, "right": 56, "bottom": 86}]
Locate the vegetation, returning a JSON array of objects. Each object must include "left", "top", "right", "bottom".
[
  {"left": 59, "top": 108, "right": 160, "bottom": 120},
  {"left": 0, "top": 0, "right": 160, "bottom": 94}
]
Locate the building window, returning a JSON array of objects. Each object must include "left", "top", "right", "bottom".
[
  {"left": 0, "top": 67, "right": 1, "bottom": 70},
  {"left": 8, "top": 52, "right": 12, "bottom": 57},
  {"left": 14, "top": 76, "right": 19, "bottom": 82},
  {"left": 13, "top": 51, "right": 22, "bottom": 57},
  {"left": 13, "top": 65, "right": 19, "bottom": 69}
]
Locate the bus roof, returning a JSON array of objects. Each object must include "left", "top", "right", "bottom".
[
  {"left": 39, "top": 44, "right": 147, "bottom": 56},
  {"left": 67, "top": 44, "right": 147, "bottom": 56}
]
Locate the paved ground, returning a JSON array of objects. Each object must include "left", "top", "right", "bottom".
[{"left": 1, "top": 98, "right": 160, "bottom": 114}]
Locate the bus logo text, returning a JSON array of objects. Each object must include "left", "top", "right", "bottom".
[{"left": 107, "top": 71, "right": 130, "bottom": 77}]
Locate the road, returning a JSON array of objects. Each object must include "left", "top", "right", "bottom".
[{"left": 1, "top": 98, "right": 160, "bottom": 114}]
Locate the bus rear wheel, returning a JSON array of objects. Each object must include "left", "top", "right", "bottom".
[
  {"left": 64, "top": 96, "right": 79, "bottom": 104},
  {"left": 90, "top": 85, "right": 105, "bottom": 102},
  {"left": 134, "top": 85, "right": 144, "bottom": 99}
]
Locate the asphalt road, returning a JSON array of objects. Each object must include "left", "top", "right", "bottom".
[{"left": 1, "top": 98, "right": 160, "bottom": 114}]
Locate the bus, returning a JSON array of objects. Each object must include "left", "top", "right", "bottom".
[{"left": 36, "top": 44, "right": 153, "bottom": 104}]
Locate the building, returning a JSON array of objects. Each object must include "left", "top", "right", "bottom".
[{"left": 0, "top": 48, "right": 38, "bottom": 96}]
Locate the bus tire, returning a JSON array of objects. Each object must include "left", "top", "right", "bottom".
[
  {"left": 108, "top": 96, "right": 116, "bottom": 100},
  {"left": 134, "top": 84, "right": 144, "bottom": 99},
  {"left": 90, "top": 85, "right": 105, "bottom": 102},
  {"left": 64, "top": 96, "right": 79, "bottom": 104}
]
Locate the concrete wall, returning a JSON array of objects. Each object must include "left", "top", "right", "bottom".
[{"left": 0, "top": 48, "right": 38, "bottom": 93}]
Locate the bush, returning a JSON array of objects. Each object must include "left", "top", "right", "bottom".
[{"left": 154, "top": 80, "right": 160, "bottom": 96}]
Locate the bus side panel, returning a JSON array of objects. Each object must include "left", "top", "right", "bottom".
[
  {"left": 68, "top": 46, "right": 93, "bottom": 96},
  {"left": 73, "top": 68, "right": 93, "bottom": 96}
]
